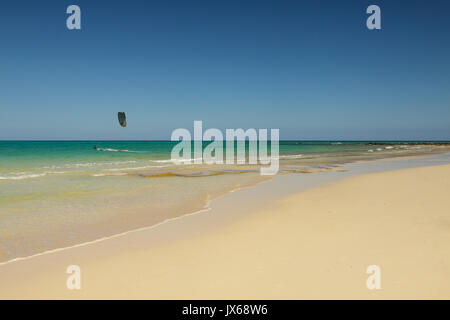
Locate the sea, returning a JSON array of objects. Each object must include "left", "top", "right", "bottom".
[{"left": 1, "top": 140, "right": 449, "bottom": 262}]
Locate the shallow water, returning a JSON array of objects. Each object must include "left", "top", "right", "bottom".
[{"left": 1, "top": 140, "right": 449, "bottom": 262}]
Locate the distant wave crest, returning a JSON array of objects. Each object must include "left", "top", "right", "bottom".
[
  {"left": 97, "top": 148, "right": 145, "bottom": 153},
  {"left": 0, "top": 171, "right": 66, "bottom": 180}
]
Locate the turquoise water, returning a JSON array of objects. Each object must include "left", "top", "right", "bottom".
[
  {"left": 2, "top": 140, "right": 448, "bottom": 178},
  {"left": 0, "top": 141, "right": 175, "bottom": 178},
  {"left": 1, "top": 140, "right": 449, "bottom": 262}
]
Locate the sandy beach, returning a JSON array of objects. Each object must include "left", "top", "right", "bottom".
[{"left": 0, "top": 160, "right": 449, "bottom": 299}]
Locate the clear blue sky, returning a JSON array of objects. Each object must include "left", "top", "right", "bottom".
[{"left": 1, "top": 0, "right": 449, "bottom": 140}]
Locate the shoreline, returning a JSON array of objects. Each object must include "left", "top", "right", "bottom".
[
  {"left": 0, "top": 153, "right": 450, "bottom": 298},
  {"left": 0, "top": 177, "right": 271, "bottom": 267},
  {"left": 2, "top": 142, "right": 450, "bottom": 263},
  {"left": 1, "top": 152, "right": 449, "bottom": 267}
]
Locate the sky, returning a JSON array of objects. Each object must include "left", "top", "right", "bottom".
[{"left": 0, "top": 0, "right": 449, "bottom": 140}]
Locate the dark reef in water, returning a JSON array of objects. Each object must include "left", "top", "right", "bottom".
[
  {"left": 364, "top": 142, "right": 450, "bottom": 146},
  {"left": 280, "top": 141, "right": 450, "bottom": 146}
]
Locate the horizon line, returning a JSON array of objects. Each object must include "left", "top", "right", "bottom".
[{"left": 2, "top": 139, "right": 450, "bottom": 142}]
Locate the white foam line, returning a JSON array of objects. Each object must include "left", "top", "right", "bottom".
[
  {"left": 0, "top": 204, "right": 213, "bottom": 267},
  {"left": 0, "top": 179, "right": 271, "bottom": 267}
]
